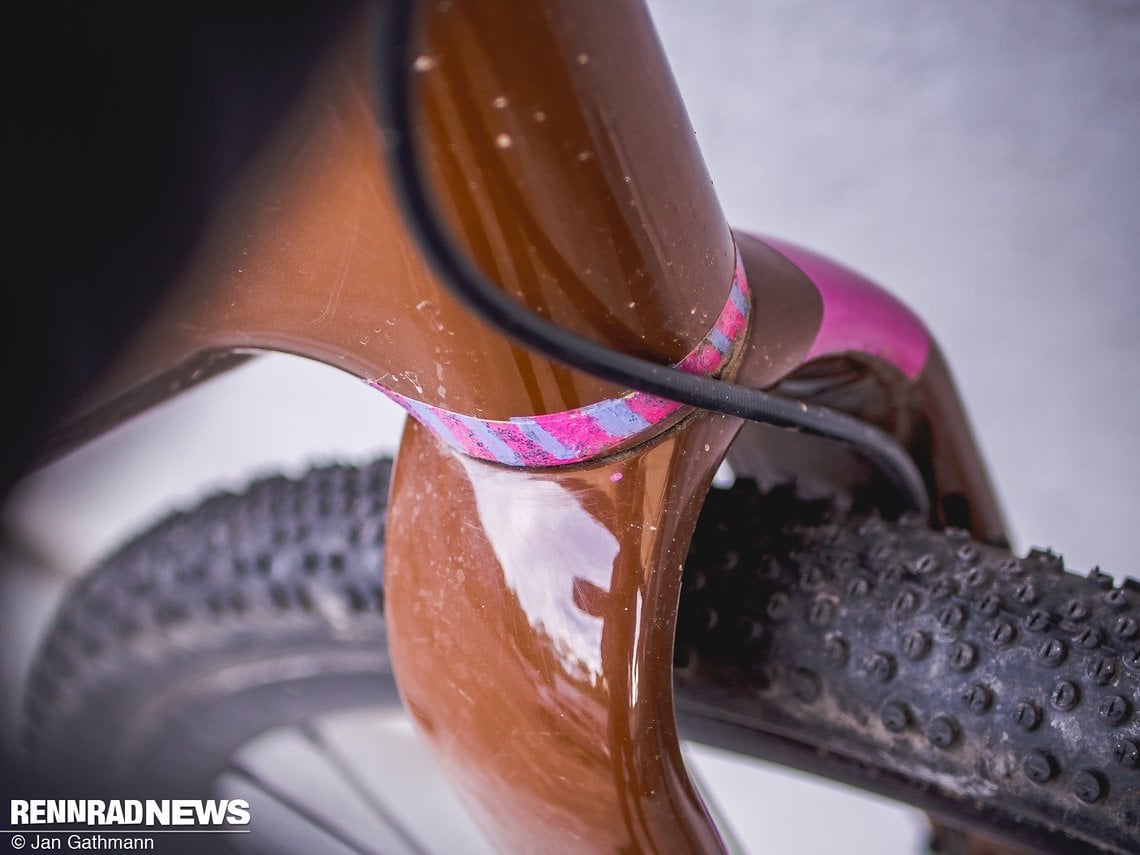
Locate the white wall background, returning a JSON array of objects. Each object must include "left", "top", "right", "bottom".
[{"left": 3, "top": 2, "right": 1137, "bottom": 853}]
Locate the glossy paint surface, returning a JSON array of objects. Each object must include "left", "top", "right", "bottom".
[
  {"left": 386, "top": 413, "right": 739, "bottom": 853},
  {"left": 414, "top": 0, "right": 735, "bottom": 376},
  {"left": 763, "top": 235, "right": 932, "bottom": 380},
  {"left": 66, "top": 0, "right": 734, "bottom": 443},
  {"left": 374, "top": 244, "right": 750, "bottom": 466}
]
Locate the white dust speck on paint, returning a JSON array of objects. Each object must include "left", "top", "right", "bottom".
[{"left": 403, "top": 372, "right": 423, "bottom": 394}]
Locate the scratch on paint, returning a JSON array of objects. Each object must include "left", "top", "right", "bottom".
[{"left": 307, "top": 203, "right": 361, "bottom": 328}]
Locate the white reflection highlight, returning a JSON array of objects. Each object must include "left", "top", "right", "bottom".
[{"left": 460, "top": 458, "right": 618, "bottom": 682}]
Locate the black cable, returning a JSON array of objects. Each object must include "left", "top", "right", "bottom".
[{"left": 373, "top": 1, "right": 930, "bottom": 517}]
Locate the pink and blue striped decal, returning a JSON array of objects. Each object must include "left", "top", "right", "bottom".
[{"left": 375, "top": 244, "right": 750, "bottom": 467}]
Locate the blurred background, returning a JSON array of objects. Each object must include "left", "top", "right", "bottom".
[{"left": 3, "top": 1, "right": 1137, "bottom": 852}]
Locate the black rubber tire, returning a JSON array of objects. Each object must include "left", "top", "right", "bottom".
[
  {"left": 676, "top": 481, "right": 1139, "bottom": 855},
  {"left": 21, "top": 459, "right": 396, "bottom": 800},
  {"left": 20, "top": 460, "right": 1138, "bottom": 854}
]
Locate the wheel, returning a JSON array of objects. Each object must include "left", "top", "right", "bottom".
[
  {"left": 677, "top": 481, "right": 1139, "bottom": 855},
  {"left": 20, "top": 460, "right": 1138, "bottom": 854},
  {"left": 23, "top": 460, "right": 393, "bottom": 791}
]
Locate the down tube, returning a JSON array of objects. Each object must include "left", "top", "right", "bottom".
[{"left": 385, "top": 414, "right": 743, "bottom": 853}]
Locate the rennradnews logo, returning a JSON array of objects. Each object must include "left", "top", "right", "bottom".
[{"left": 11, "top": 800, "right": 250, "bottom": 827}]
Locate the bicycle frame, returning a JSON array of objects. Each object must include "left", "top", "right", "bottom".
[{"left": 18, "top": 0, "right": 1022, "bottom": 851}]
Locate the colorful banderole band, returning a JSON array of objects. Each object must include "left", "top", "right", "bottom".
[{"left": 375, "top": 243, "right": 750, "bottom": 467}]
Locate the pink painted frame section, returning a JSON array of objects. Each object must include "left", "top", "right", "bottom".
[{"left": 759, "top": 234, "right": 932, "bottom": 380}]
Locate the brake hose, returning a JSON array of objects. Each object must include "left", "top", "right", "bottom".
[{"left": 373, "top": 1, "right": 931, "bottom": 517}]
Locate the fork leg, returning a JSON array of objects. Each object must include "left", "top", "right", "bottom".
[{"left": 384, "top": 412, "right": 741, "bottom": 853}]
